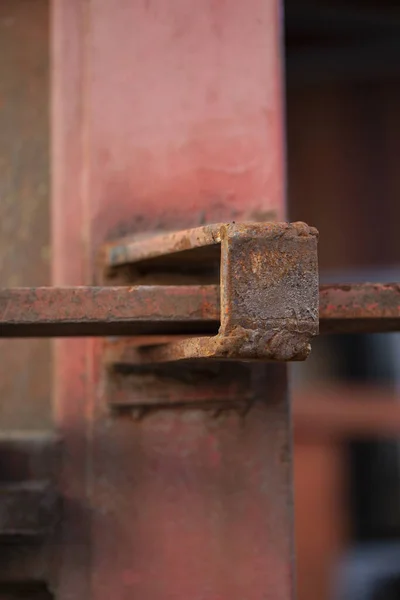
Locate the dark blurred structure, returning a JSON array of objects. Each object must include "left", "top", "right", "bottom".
[
  {"left": 287, "top": 0, "right": 400, "bottom": 272},
  {"left": 286, "top": 2, "right": 400, "bottom": 600}
]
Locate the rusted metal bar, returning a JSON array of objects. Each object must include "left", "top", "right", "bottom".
[
  {"left": 1, "top": 222, "right": 320, "bottom": 365},
  {"left": 2, "top": 282, "right": 400, "bottom": 341},
  {"left": 0, "top": 285, "right": 219, "bottom": 338},
  {"left": 103, "top": 221, "right": 317, "bottom": 271},
  {"left": 319, "top": 283, "right": 400, "bottom": 334},
  {"left": 103, "top": 224, "right": 222, "bottom": 268}
]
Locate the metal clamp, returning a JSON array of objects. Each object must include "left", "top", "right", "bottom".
[{"left": 102, "top": 221, "right": 319, "bottom": 363}]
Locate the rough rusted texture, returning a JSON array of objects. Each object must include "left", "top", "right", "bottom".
[
  {"left": 217, "top": 222, "right": 318, "bottom": 360},
  {"left": 102, "top": 221, "right": 319, "bottom": 362},
  {"left": 137, "top": 222, "right": 319, "bottom": 362},
  {"left": 319, "top": 283, "right": 400, "bottom": 333},
  {"left": 0, "top": 0, "right": 51, "bottom": 431},
  {"left": 1, "top": 221, "right": 319, "bottom": 362},
  {"left": 0, "top": 285, "right": 219, "bottom": 338},
  {"left": 134, "top": 330, "right": 315, "bottom": 363},
  {"left": 4, "top": 280, "right": 400, "bottom": 343},
  {"left": 103, "top": 224, "right": 222, "bottom": 268}
]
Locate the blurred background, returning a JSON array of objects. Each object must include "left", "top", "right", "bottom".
[
  {"left": 1, "top": 0, "right": 400, "bottom": 599},
  {"left": 287, "top": 1, "right": 400, "bottom": 599}
]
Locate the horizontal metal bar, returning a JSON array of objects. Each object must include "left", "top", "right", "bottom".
[
  {"left": 1, "top": 283, "right": 400, "bottom": 338},
  {"left": 101, "top": 222, "right": 320, "bottom": 362},
  {"left": 0, "top": 286, "right": 219, "bottom": 338},
  {"left": 319, "top": 283, "right": 400, "bottom": 334}
]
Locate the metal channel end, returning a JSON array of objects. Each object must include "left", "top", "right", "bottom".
[{"left": 103, "top": 221, "right": 319, "bottom": 363}]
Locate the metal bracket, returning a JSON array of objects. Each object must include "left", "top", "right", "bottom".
[
  {"left": 2, "top": 222, "right": 400, "bottom": 350},
  {"left": 102, "top": 221, "right": 319, "bottom": 363}
]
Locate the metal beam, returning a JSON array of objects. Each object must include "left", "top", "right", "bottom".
[
  {"left": 0, "top": 286, "right": 218, "bottom": 337},
  {"left": 2, "top": 282, "right": 400, "bottom": 339},
  {"left": 319, "top": 283, "right": 400, "bottom": 334}
]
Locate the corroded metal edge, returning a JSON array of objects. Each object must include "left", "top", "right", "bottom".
[
  {"left": 102, "top": 223, "right": 223, "bottom": 268},
  {"left": 128, "top": 326, "right": 314, "bottom": 363},
  {"left": 107, "top": 221, "right": 320, "bottom": 362},
  {"left": 218, "top": 221, "right": 319, "bottom": 361}
]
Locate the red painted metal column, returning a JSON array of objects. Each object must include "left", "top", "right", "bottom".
[{"left": 52, "top": 1, "right": 292, "bottom": 599}]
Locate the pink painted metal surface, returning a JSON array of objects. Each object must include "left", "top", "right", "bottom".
[
  {"left": 52, "top": 1, "right": 290, "bottom": 599},
  {"left": 87, "top": 2, "right": 285, "bottom": 242},
  {"left": 94, "top": 367, "right": 291, "bottom": 599}
]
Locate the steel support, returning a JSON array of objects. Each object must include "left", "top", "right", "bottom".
[{"left": 52, "top": 1, "right": 290, "bottom": 599}]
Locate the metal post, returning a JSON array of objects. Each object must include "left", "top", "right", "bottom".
[{"left": 51, "top": 1, "right": 292, "bottom": 598}]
